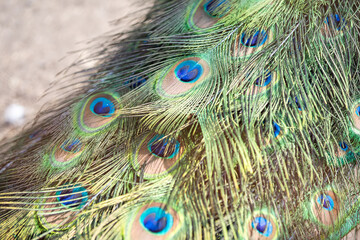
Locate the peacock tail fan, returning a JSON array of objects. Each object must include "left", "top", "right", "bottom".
[{"left": 1, "top": 0, "right": 360, "bottom": 239}]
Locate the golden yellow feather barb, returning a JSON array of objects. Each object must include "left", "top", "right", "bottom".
[{"left": 1, "top": 0, "right": 360, "bottom": 239}]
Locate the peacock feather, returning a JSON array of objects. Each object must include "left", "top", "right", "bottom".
[{"left": 1, "top": 0, "right": 360, "bottom": 239}]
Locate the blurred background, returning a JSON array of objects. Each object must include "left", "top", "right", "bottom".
[{"left": 0, "top": 0, "right": 145, "bottom": 140}]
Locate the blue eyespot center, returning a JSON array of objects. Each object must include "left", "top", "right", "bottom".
[
  {"left": 356, "top": 106, "right": 360, "bottom": 117},
  {"left": 273, "top": 122, "right": 281, "bottom": 138},
  {"left": 140, "top": 207, "right": 174, "bottom": 235},
  {"left": 56, "top": 185, "right": 88, "bottom": 209},
  {"left": 90, "top": 97, "right": 115, "bottom": 117},
  {"left": 61, "top": 139, "right": 82, "bottom": 153},
  {"left": 241, "top": 30, "right": 268, "bottom": 48},
  {"left": 339, "top": 141, "right": 348, "bottom": 151},
  {"left": 326, "top": 14, "right": 346, "bottom": 31},
  {"left": 317, "top": 194, "right": 334, "bottom": 211},
  {"left": 144, "top": 213, "right": 167, "bottom": 233},
  {"left": 204, "top": 0, "right": 230, "bottom": 18},
  {"left": 251, "top": 217, "right": 273, "bottom": 237},
  {"left": 178, "top": 66, "right": 198, "bottom": 82},
  {"left": 175, "top": 60, "right": 203, "bottom": 83},
  {"left": 255, "top": 71, "right": 272, "bottom": 87},
  {"left": 148, "top": 135, "right": 180, "bottom": 159}
]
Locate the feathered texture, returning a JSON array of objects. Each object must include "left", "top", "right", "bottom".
[{"left": 1, "top": 0, "right": 360, "bottom": 239}]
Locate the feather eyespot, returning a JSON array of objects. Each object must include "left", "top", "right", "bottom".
[
  {"left": 351, "top": 103, "right": 360, "bottom": 131},
  {"left": 325, "top": 14, "right": 346, "bottom": 31},
  {"left": 175, "top": 60, "right": 203, "bottom": 83},
  {"left": 90, "top": 97, "right": 115, "bottom": 117},
  {"left": 36, "top": 185, "right": 90, "bottom": 230},
  {"left": 187, "top": 0, "right": 231, "bottom": 30},
  {"left": 356, "top": 106, "right": 360, "bottom": 116},
  {"left": 48, "top": 138, "right": 85, "bottom": 168},
  {"left": 245, "top": 70, "right": 278, "bottom": 96},
  {"left": 327, "top": 140, "right": 356, "bottom": 166},
  {"left": 247, "top": 211, "right": 278, "bottom": 239},
  {"left": 251, "top": 217, "right": 273, "bottom": 237},
  {"left": 260, "top": 120, "right": 286, "bottom": 148},
  {"left": 140, "top": 207, "right": 174, "bottom": 235},
  {"left": 322, "top": 14, "right": 348, "bottom": 37},
  {"left": 148, "top": 134, "right": 180, "bottom": 159},
  {"left": 312, "top": 190, "right": 340, "bottom": 226},
  {"left": 61, "top": 139, "right": 82, "bottom": 153},
  {"left": 204, "top": 0, "right": 230, "bottom": 18},
  {"left": 155, "top": 57, "right": 211, "bottom": 98},
  {"left": 317, "top": 194, "right": 334, "bottom": 211},
  {"left": 273, "top": 122, "right": 281, "bottom": 139},
  {"left": 132, "top": 134, "right": 185, "bottom": 179},
  {"left": 241, "top": 30, "right": 268, "bottom": 48},
  {"left": 127, "top": 203, "right": 181, "bottom": 239},
  {"left": 254, "top": 71, "right": 272, "bottom": 87},
  {"left": 339, "top": 142, "right": 348, "bottom": 152},
  {"left": 233, "top": 29, "right": 274, "bottom": 58},
  {"left": 78, "top": 92, "right": 120, "bottom": 133},
  {"left": 56, "top": 185, "right": 89, "bottom": 209}
]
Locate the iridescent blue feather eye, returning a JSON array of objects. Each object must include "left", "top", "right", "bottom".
[
  {"left": 273, "top": 122, "right": 281, "bottom": 138},
  {"left": 356, "top": 106, "right": 360, "bottom": 117},
  {"left": 140, "top": 207, "right": 174, "bottom": 235},
  {"left": 89, "top": 97, "right": 115, "bottom": 117},
  {"left": 241, "top": 30, "right": 268, "bottom": 48},
  {"left": 204, "top": 0, "right": 230, "bottom": 18},
  {"left": 61, "top": 139, "right": 82, "bottom": 153},
  {"left": 255, "top": 71, "right": 272, "bottom": 87},
  {"left": 339, "top": 142, "right": 348, "bottom": 151},
  {"left": 56, "top": 186, "right": 88, "bottom": 209},
  {"left": 175, "top": 60, "right": 203, "bottom": 83},
  {"left": 317, "top": 194, "right": 334, "bottom": 211},
  {"left": 251, "top": 217, "right": 273, "bottom": 237},
  {"left": 144, "top": 213, "right": 167, "bottom": 233},
  {"left": 148, "top": 135, "right": 180, "bottom": 159},
  {"left": 326, "top": 14, "right": 346, "bottom": 31}
]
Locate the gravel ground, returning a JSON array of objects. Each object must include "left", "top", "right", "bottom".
[{"left": 0, "top": 0, "right": 147, "bottom": 140}]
